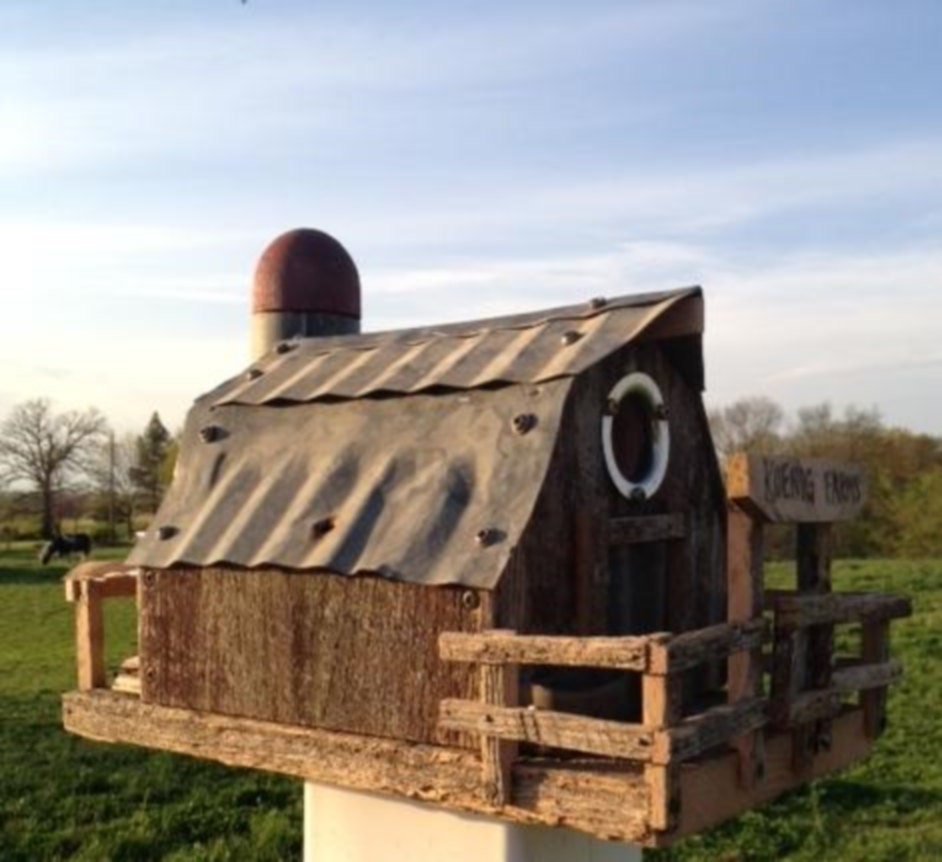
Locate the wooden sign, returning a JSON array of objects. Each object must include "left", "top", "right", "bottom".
[{"left": 725, "top": 453, "right": 867, "bottom": 523}]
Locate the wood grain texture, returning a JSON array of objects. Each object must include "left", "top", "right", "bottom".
[
  {"left": 726, "top": 503, "right": 766, "bottom": 786},
  {"left": 63, "top": 690, "right": 652, "bottom": 844},
  {"left": 646, "top": 619, "right": 766, "bottom": 675},
  {"left": 479, "top": 642, "right": 519, "bottom": 806},
  {"left": 75, "top": 580, "right": 105, "bottom": 690},
  {"left": 862, "top": 620, "right": 890, "bottom": 738},
  {"left": 659, "top": 708, "right": 874, "bottom": 845},
  {"left": 770, "top": 592, "right": 912, "bottom": 629},
  {"left": 140, "top": 567, "right": 481, "bottom": 746},
  {"left": 608, "top": 514, "right": 686, "bottom": 545},
  {"left": 653, "top": 698, "right": 768, "bottom": 765},
  {"left": 726, "top": 453, "right": 867, "bottom": 523},
  {"left": 440, "top": 630, "right": 651, "bottom": 670},
  {"left": 439, "top": 701, "right": 655, "bottom": 761},
  {"left": 64, "top": 562, "right": 139, "bottom": 602}
]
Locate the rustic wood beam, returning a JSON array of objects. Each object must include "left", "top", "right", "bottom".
[
  {"left": 861, "top": 620, "right": 890, "bottom": 738},
  {"left": 439, "top": 701, "right": 654, "bottom": 762},
  {"left": 75, "top": 580, "right": 105, "bottom": 690},
  {"left": 479, "top": 631, "right": 519, "bottom": 806},
  {"left": 769, "top": 592, "right": 912, "bottom": 629},
  {"left": 726, "top": 503, "right": 766, "bottom": 787},
  {"left": 608, "top": 514, "right": 686, "bottom": 546},
  {"left": 657, "top": 708, "right": 874, "bottom": 846},
  {"left": 653, "top": 698, "right": 768, "bottom": 765},
  {"left": 439, "top": 631, "right": 651, "bottom": 671},
  {"left": 64, "top": 690, "right": 652, "bottom": 844},
  {"left": 725, "top": 452, "right": 867, "bottom": 523},
  {"left": 646, "top": 618, "right": 766, "bottom": 675},
  {"left": 783, "top": 659, "right": 902, "bottom": 726}
]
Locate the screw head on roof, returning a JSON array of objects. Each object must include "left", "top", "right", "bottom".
[
  {"left": 246, "top": 368, "right": 264, "bottom": 380},
  {"left": 512, "top": 413, "right": 537, "bottom": 435},
  {"left": 311, "top": 517, "right": 336, "bottom": 539},
  {"left": 561, "top": 330, "right": 583, "bottom": 346},
  {"left": 156, "top": 525, "right": 178, "bottom": 540},
  {"left": 199, "top": 425, "right": 225, "bottom": 443},
  {"left": 475, "top": 527, "right": 499, "bottom": 547},
  {"left": 589, "top": 296, "right": 607, "bottom": 310},
  {"left": 275, "top": 341, "right": 296, "bottom": 355}
]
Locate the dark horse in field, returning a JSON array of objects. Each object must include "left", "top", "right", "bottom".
[{"left": 39, "top": 533, "right": 92, "bottom": 565}]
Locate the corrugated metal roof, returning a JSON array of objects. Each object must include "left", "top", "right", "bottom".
[
  {"left": 212, "top": 287, "right": 702, "bottom": 407},
  {"left": 127, "top": 380, "right": 571, "bottom": 587},
  {"left": 130, "top": 287, "right": 703, "bottom": 585}
]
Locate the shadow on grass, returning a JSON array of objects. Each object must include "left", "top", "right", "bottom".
[
  {"left": 819, "top": 777, "right": 942, "bottom": 816},
  {"left": 0, "top": 562, "right": 71, "bottom": 586}
]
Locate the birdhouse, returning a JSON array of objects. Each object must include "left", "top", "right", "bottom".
[{"left": 63, "top": 231, "right": 911, "bottom": 848}]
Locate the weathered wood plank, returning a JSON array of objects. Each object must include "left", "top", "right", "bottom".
[
  {"left": 646, "top": 618, "right": 766, "bottom": 675},
  {"left": 642, "top": 671, "right": 682, "bottom": 728},
  {"left": 63, "top": 690, "right": 652, "bottom": 844},
  {"left": 794, "top": 523, "right": 833, "bottom": 769},
  {"left": 608, "top": 514, "right": 686, "bottom": 545},
  {"left": 783, "top": 659, "right": 902, "bottom": 726},
  {"left": 726, "top": 453, "right": 867, "bottom": 523},
  {"left": 833, "top": 658, "right": 901, "bottom": 694},
  {"left": 439, "top": 701, "right": 654, "bottom": 762},
  {"left": 75, "top": 580, "right": 105, "bottom": 690},
  {"left": 439, "top": 630, "right": 651, "bottom": 671},
  {"left": 726, "top": 503, "right": 766, "bottom": 787},
  {"left": 653, "top": 698, "right": 768, "bottom": 765},
  {"left": 770, "top": 592, "right": 912, "bottom": 629},
  {"left": 64, "top": 562, "right": 139, "bottom": 601},
  {"left": 659, "top": 708, "right": 874, "bottom": 845},
  {"left": 862, "top": 621, "right": 890, "bottom": 738},
  {"left": 141, "top": 568, "right": 481, "bottom": 747},
  {"left": 770, "top": 628, "right": 808, "bottom": 728},
  {"left": 479, "top": 636, "right": 519, "bottom": 806}
]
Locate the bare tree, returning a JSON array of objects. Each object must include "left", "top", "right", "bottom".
[
  {"left": 708, "top": 396, "right": 785, "bottom": 459},
  {"left": 0, "top": 399, "right": 108, "bottom": 538}
]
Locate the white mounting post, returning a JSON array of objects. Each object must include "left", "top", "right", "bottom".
[{"left": 303, "top": 783, "right": 642, "bottom": 862}]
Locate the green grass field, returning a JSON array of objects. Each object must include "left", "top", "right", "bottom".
[{"left": 1, "top": 547, "right": 939, "bottom": 860}]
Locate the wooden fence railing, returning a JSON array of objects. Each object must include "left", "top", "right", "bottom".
[
  {"left": 64, "top": 562, "right": 139, "bottom": 692},
  {"left": 439, "top": 619, "right": 768, "bottom": 827},
  {"left": 769, "top": 590, "right": 910, "bottom": 739}
]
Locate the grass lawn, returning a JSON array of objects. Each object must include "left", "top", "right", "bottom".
[
  {"left": 0, "top": 544, "right": 301, "bottom": 861},
  {"left": 1, "top": 547, "right": 939, "bottom": 860}
]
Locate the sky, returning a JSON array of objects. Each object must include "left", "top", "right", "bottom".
[{"left": 1, "top": 0, "right": 940, "bottom": 435}]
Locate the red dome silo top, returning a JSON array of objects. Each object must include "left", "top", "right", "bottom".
[{"left": 251, "top": 228, "right": 361, "bottom": 318}]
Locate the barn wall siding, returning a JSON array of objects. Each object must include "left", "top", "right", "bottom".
[{"left": 140, "top": 568, "right": 482, "bottom": 746}]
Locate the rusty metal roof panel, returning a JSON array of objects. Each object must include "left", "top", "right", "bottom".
[
  {"left": 127, "top": 378, "right": 572, "bottom": 587},
  {"left": 213, "top": 287, "right": 701, "bottom": 407}
]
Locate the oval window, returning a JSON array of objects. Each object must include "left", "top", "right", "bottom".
[{"left": 601, "top": 372, "right": 670, "bottom": 500}]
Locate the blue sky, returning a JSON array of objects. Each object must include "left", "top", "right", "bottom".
[{"left": 1, "top": 0, "right": 939, "bottom": 434}]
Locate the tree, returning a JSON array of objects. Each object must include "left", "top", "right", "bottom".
[
  {"left": 708, "top": 396, "right": 785, "bottom": 459},
  {"left": 131, "top": 412, "right": 172, "bottom": 513},
  {"left": 0, "top": 399, "right": 107, "bottom": 538}
]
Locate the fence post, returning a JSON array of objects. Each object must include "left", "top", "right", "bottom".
[
  {"left": 793, "top": 523, "right": 834, "bottom": 769},
  {"left": 727, "top": 503, "right": 766, "bottom": 786},
  {"left": 643, "top": 659, "right": 682, "bottom": 832},
  {"left": 480, "top": 630, "right": 519, "bottom": 806},
  {"left": 75, "top": 580, "right": 106, "bottom": 690}
]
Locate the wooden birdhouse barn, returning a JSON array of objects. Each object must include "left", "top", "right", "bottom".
[{"left": 63, "top": 229, "right": 911, "bottom": 849}]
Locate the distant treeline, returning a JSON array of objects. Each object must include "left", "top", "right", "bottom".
[
  {"left": 709, "top": 397, "right": 942, "bottom": 558},
  {"left": 1, "top": 396, "right": 939, "bottom": 557},
  {"left": 0, "top": 400, "right": 177, "bottom": 543}
]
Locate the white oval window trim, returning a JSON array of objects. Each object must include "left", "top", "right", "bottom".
[{"left": 601, "top": 372, "right": 670, "bottom": 501}]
